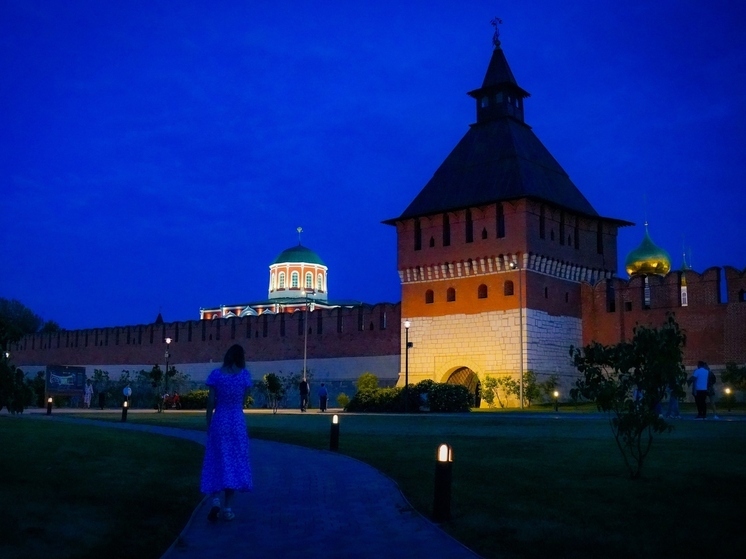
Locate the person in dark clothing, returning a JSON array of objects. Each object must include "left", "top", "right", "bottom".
[
  {"left": 299, "top": 378, "right": 309, "bottom": 412},
  {"left": 318, "top": 383, "right": 328, "bottom": 412}
]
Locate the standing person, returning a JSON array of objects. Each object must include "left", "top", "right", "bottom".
[
  {"left": 705, "top": 364, "right": 720, "bottom": 420},
  {"left": 318, "top": 383, "right": 328, "bottom": 412},
  {"left": 200, "top": 344, "right": 253, "bottom": 522},
  {"left": 83, "top": 379, "right": 93, "bottom": 409},
  {"left": 98, "top": 386, "right": 106, "bottom": 410},
  {"left": 299, "top": 377, "right": 309, "bottom": 412},
  {"left": 690, "top": 361, "right": 710, "bottom": 419}
]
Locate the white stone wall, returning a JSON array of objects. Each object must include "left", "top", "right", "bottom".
[
  {"left": 22, "top": 355, "right": 399, "bottom": 385},
  {"left": 399, "top": 309, "right": 581, "bottom": 402}
]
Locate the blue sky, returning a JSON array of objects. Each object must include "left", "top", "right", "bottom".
[{"left": 2, "top": 0, "right": 745, "bottom": 330}]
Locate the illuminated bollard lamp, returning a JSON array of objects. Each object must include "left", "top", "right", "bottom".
[
  {"left": 330, "top": 414, "right": 340, "bottom": 451},
  {"left": 553, "top": 390, "right": 560, "bottom": 412},
  {"left": 46, "top": 397, "right": 53, "bottom": 415},
  {"left": 432, "top": 443, "right": 453, "bottom": 522},
  {"left": 121, "top": 400, "right": 129, "bottom": 422}
]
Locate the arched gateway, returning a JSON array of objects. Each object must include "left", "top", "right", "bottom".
[{"left": 445, "top": 367, "right": 481, "bottom": 407}]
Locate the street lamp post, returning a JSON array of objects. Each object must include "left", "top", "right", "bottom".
[
  {"left": 404, "top": 320, "right": 412, "bottom": 413},
  {"left": 164, "top": 337, "right": 172, "bottom": 397},
  {"left": 301, "top": 290, "right": 315, "bottom": 381},
  {"left": 510, "top": 258, "right": 524, "bottom": 410}
]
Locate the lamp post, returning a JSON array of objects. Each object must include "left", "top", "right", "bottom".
[
  {"left": 404, "top": 320, "right": 412, "bottom": 413},
  {"left": 725, "top": 387, "right": 732, "bottom": 412},
  {"left": 301, "top": 290, "right": 315, "bottom": 381},
  {"left": 164, "top": 337, "right": 172, "bottom": 397},
  {"left": 510, "top": 258, "right": 524, "bottom": 409},
  {"left": 553, "top": 390, "right": 559, "bottom": 412}
]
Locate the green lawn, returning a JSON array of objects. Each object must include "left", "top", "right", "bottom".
[{"left": 3, "top": 410, "right": 746, "bottom": 558}]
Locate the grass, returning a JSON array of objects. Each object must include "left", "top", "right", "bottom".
[
  {"left": 4, "top": 408, "right": 746, "bottom": 558},
  {"left": 0, "top": 416, "right": 203, "bottom": 559}
]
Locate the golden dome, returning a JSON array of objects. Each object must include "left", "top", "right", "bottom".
[{"left": 624, "top": 224, "right": 671, "bottom": 277}]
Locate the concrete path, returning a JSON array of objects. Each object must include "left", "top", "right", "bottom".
[{"left": 21, "top": 414, "right": 482, "bottom": 559}]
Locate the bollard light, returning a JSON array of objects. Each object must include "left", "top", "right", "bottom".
[
  {"left": 553, "top": 390, "right": 559, "bottom": 412},
  {"left": 47, "top": 397, "right": 53, "bottom": 415},
  {"left": 121, "top": 400, "right": 129, "bottom": 422},
  {"left": 330, "top": 414, "right": 340, "bottom": 451},
  {"left": 433, "top": 443, "right": 453, "bottom": 522},
  {"left": 725, "top": 387, "right": 732, "bottom": 412}
]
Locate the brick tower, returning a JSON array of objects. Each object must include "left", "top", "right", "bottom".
[{"left": 384, "top": 30, "right": 631, "bottom": 405}]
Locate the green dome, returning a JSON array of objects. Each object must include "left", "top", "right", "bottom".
[
  {"left": 625, "top": 227, "right": 671, "bottom": 277},
  {"left": 271, "top": 245, "right": 326, "bottom": 266}
]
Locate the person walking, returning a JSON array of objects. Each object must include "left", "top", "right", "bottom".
[
  {"left": 690, "top": 361, "right": 710, "bottom": 419},
  {"left": 705, "top": 364, "right": 720, "bottom": 420},
  {"left": 299, "top": 377, "right": 309, "bottom": 412},
  {"left": 83, "top": 379, "right": 93, "bottom": 409},
  {"left": 200, "top": 344, "right": 253, "bottom": 522},
  {"left": 318, "top": 382, "right": 328, "bottom": 412}
]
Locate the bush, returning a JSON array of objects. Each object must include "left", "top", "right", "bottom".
[
  {"left": 346, "top": 387, "right": 403, "bottom": 413},
  {"left": 336, "top": 392, "right": 350, "bottom": 409},
  {"left": 429, "top": 383, "right": 472, "bottom": 412},
  {"left": 180, "top": 389, "right": 209, "bottom": 410},
  {"left": 356, "top": 372, "right": 379, "bottom": 391}
]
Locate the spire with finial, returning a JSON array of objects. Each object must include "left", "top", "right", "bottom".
[
  {"left": 491, "top": 16, "right": 503, "bottom": 49},
  {"left": 297, "top": 226, "right": 303, "bottom": 245},
  {"left": 624, "top": 221, "right": 672, "bottom": 277}
]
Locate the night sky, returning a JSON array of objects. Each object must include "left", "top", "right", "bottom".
[{"left": 2, "top": 0, "right": 745, "bottom": 330}]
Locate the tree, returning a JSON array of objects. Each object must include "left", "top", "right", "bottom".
[
  {"left": 0, "top": 298, "right": 43, "bottom": 349},
  {"left": 570, "top": 315, "right": 686, "bottom": 480},
  {"left": 356, "top": 372, "right": 379, "bottom": 392},
  {"left": 722, "top": 362, "right": 746, "bottom": 394},
  {"left": 40, "top": 320, "right": 61, "bottom": 333}
]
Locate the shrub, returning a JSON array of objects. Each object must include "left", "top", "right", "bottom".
[
  {"left": 180, "top": 389, "right": 209, "bottom": 410},
  {"left": 356, "top": 372, "right": 379, "bottom": 391},
  {"left": 429, "top": 383, "right": 471, "bottom": 412},
  {"left": 336, "top": 392, "right": 350, "bottom": 409},
  {"left": 346, "top": 387, "right": 403, "bottom": 412}
]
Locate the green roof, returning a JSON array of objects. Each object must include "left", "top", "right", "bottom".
[{"left": 271, "top": 245, "right": 326, "bottom": 266}]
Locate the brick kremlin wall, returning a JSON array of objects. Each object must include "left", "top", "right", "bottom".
[
  {"left": 580, "top": 267, "right": 746, "bottom": 368},
  {"left": 11, "top": 303, "right": 402, "bottom": 384}
]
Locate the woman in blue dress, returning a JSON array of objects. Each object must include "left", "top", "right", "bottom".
[{"left": 200, "top": 344, "right": 253, "bottom": 521}]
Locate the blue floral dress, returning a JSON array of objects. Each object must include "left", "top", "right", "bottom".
[{"left": 200, "top": 368, "right": 253, "bottom": 494}]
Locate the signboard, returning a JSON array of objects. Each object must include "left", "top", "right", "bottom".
[{"left": 46, "top": 365, "right": 86, "bottom": 394}]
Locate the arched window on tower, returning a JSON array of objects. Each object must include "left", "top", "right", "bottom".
[
  {"left": 279, "top": 272, "right": 286, "bottom": 289},
  {"left": 291, "top": 272, "right": 299, "bottom": 288},
  {"left": 504, "top": 280, "right": 514, "bottom": 296},
  {"left": 447, "top": 287, "right": 456, "bottom": 302},
  {"left": 425, "top": 290, "right": 434, "bottom": 304},
  {"left": 478, "top": 284, "right": 488, "bottom": 299},
  {"left": 270, "top": 272, "right": 275, "bottom": 291},
  {"left": 317, "top": 273, "right": 323, "bottom": 292},
  {"left": 305, "top": 272, "right": 313, "bottom": 289}
]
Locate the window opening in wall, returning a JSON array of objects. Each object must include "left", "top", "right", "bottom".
[
  {"left": 116, "top": 330, "right": 120, "bottom": 345},
  {"left": 299, "top": 312, "right": 305, "bottom": 336},
  {"left": 414, "top": 218, "right": 422, "bottom": 251},
  {"left": 188, "top": 323, "right": 192, "bottom": 342},
  {"left": 539, "top": 205, "right": 546, "bottom": 239},
  {"left": 447, "top": 287, "right": 456, "bottom": 302},
  {"left": 565, "top": 292, "right": 569, "bottom": 303},
  {"left": 496, "top": 203, "right": 505, "bottom": 238},
  {"left": 291, "top": 272, "right": 299, "bottom": 288},
  {"left": 429, "top": 236, "right": 435, "bottom": 247},
  {"left": 643, "top": 277, "right": 651, "bottom": 310},
  {"left": 305, "top": 272, "right": 313, "bottom": 289},
  {"left": 481, "top": 228, "right": 488, "bottom": 240},
  {"left": 279, "top": 272, "right": 285, "bottom": 289},
  {"left": 379, "top": 311, "right": 387, "bottom": 330},
  {"left": 465, "top": 209, "right": 473, "bottom": 243},
  {"left": 216, "top": 321, "right": 221, "bottom": 340},
  {"left": 358, "top": 308, "right": 364, "bottom": 331},
  {"left": 262, "top": 315, "right": 268, "bottom": 337},
  {"left": 478, "top": 284, "right": 488, "bottom": 299},
  {"left": 574, "top": 221, "right": 580, "bottom": 249},
  {"left": 597, "top": 221, "right": 604, "bottom": 254},
  {"left": 559, "top": 211, "right": 565, "bottom": 245},
  {"left": 606, "top": 284, "right": 616, "bottom": 312},
  {"left": 481, "top": 96, "right": 489, "bottom": 107},
  {"left": 544, "top": 287, "right": 548, "bottom": 299},
  {"left": 317, "top": 273, "right": 323, "bottom": 292},
  {"left": 504, "top": 280, "right": 514, "bottom": 296},
  {"left": 138, "top": 327, "right": 142, "bottom": 344},
  {"left": 425, "top": 290, "right": 434, "bottom": 304},
  {"left": 443, "top": 213, "right": 451, "bottom": 246}
]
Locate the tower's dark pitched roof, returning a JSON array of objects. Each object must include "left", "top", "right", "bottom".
[
  {"left": 385, "top": 43, "right": 631, "bottom": 226},
  {"left": 388, "top": 118, "right": 601, "bottom": 221}
]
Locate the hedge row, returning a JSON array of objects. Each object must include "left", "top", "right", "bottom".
[{"left": 345, "top": 380, "right": 471, "bottom": 413}]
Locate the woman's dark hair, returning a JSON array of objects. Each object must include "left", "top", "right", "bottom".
[{"left": 223, "top": 344, "right": 246, "bottom": 369}]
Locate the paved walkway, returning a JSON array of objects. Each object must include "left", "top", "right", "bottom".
[{"left": 22, "top": 413, "right": 482, "bottom": 559}]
